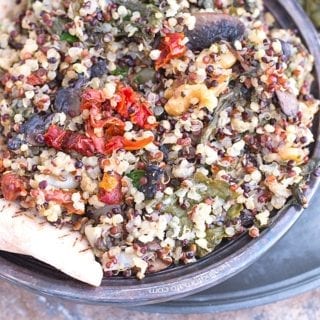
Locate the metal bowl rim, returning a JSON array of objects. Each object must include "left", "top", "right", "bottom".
[{"left": 0, "top": 0, "right": 319, "bottom": 306}]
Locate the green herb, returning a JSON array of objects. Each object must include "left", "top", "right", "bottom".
[
  {"left": 114, "top": 0, "right": 162, "bottom": 28},
  {"left": 300, "top": 158, "right": 320, "bottom": 179},
  {"left": 194, "top": 172, "right": 237, "bottom": 200},
  {"left": 201, "top": 88, "right": 241, "bottom": 144},
  {"left": 209, "top": 179, "right": 237, "bottom": 200},
  {"left": 110, "top": 66, "right": 129, "bottom": 77},
  {"left": 134, "top": 68, "right": 156, "bottom": 84},
  {"left": 60, "top": 32, "right": 79, "bottom": 44},
  {"left": 127, "top": 170, "right": 145, "bottom": 188},
  {"left": 112, "top": 0, "right": 163, "bottom": 45},
  {"left": 227, "top": 203, "right": 243, "bottom": 219},
  {"left": 52, "top": 18, "right": 68, "bottom": 36},
  {"left": 166, "top": 203, "right": 188, "bottom": 218},
  {"left": 206, "top": 226, "right": 225, "bottom": 246},
  {"left": 291, "top": 183, "right": 308, "bottom": 208},
  {"left": 197, "top": 227, "right": 226, "bottom": 257},
  {"left": 196, "top": 247, "right": 209, "bottom": 257}
]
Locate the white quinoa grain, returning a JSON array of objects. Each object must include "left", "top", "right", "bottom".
[
  {"left": 124, "top": 121, "right": 133, "bottom": 131},
  {"left": 3, "top": 159, "right": 12, "bottom": 168},
  {"left": 147, "top": 116, "right": 156, "bottom": 125},
  {"left": 234, "top": 40, "right": 242, "bottom": 51},
  {"left": 117, "top": 5, "right": 128, "bottom": 17},
  {"left": 149, "top": 50, "right": 161, "bottom": 60},
  {"left": 14, "top": 114, "right": 23, "bottom": 123},
  {"left": 20, "top": 144, "right": 29, "bottom": 152},
  {"left": 103, "top": 83, "right": 116, "bottom": 99},
  {"left": 272, "top": 40, "right": 282, "bottom": 53}
]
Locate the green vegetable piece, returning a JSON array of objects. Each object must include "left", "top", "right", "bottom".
[
  {"left": 114, "top": 0, "right": 162, "bottom": 28},
  {"left": 194, "top": 171, "right": 211, "bottom": 184},
  {"left": 110, "top": 66, "right": 129, "bottom": 77},
  {"left": 166, "top": 204, "right": 188, "bottom": 218},
  {"left": 292, "top": 183, "right": 308, "bottom": 208},
  {"left": 201, "top": 89, "right": 241, "bottom": 144},
  {"left": 197, "top": 227, "right": 226, "bottom": 257},
  {"left": 206, "top": 226, "right": 225, "bottom": 246},
  {"left": 60, "top": 32, "right": 79, "bottom": 44},
  {"left": 194, "top": 172, "right": 236, "bottom": 200},
  {"left": 52, "top": 17, "right": 68, "bottom": 35},
  {"left": 196, "top": 247, "right": 209, "bottom": 257},
  {"left": 127, "top": 170, "right": 145, "bottom": 188},
  {"left": 134, "top": 68, "right": 156, "bottom": 84},
  {"left": 209, "top": 180, "right": 233, "bottom": 200},
  {"left": 227, "top": 203, "right": 243, "bottom": 219}
]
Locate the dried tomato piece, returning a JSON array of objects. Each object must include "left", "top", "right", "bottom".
[
  {"left": 81, "top": 88, "right": 106, "bottom": 110},
  {"left": 105, "top": 136, "right": 125, "bottom": 154},
  {"left": 45, "top": 190, "right": 84, "bottom": 215},
  {"left": 104, "top": 117, "right": 125, "bottom": 137},
  {"left": 27, "top": 69, "right": 47, "bottom": 86},
  {"left": 155, "top": 33, "right": 187, "bottom": 70},
  {"left": 116, "top": 86, "right": 155, "bottom": 129},
  {"left": 130, "top": 102, "right": 154, "bottom": 129},
  {"left": 45, "top": 189, "right": 73, "bottom": 203},
  {"left": 1, "top": 173, "right": 25, "bottom": 201},
  {"left": 123, "top": 136, "right": 154, "bottom": 151},
  {"left": 98, "top": 172, "right": 122, "bottom": 205},
  {"left": 43, "top": 124, "right": 67, "bottom": 150},
  {"left": 116, "top": 87, "right": 137, "bottom": 118},
  {"left": 44, "top": 125, "right": 96, "bottom": 156},
  {"left": 104, "top": 135, "right": 154, "bottom": 154},
  {"left": 85, "top": 123, "right": 107, "bottom": 154},
  {"left": 79, "top": 86, "right": 155, "bottom": 153},
  {"left": 64, "top": 131, "right": 95, "bottom": 156}
]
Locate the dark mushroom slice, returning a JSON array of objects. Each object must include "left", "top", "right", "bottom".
[
  {"left": 7, "top": 136, "right": 22, "bottom": 150},
  {"left": 70, "top": 74, "right": 89, "bottom": 90},
  {"left": 185, "top": 13, "right": 245, "bottom": 51},
  {"left": 90, "top": 59, "right": 108, "bottom": 78},
  {"left": 275, "top": 90, "right": 299, "bottom": 117},
  {"left": 133, "top": 68, "right": 156, "bottom": 84},
  {"left": 19, "top": 112, "right": 54, "bottom": 146},
  {"left": 279, "top": 40, "right": 293, "bottom": 61},
  {"left": 54, "top": 87, "right": 81, "bottom": 117}
]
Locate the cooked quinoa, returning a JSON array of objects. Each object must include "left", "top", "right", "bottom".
[{"left": 0, "top": 0, "right": 319, "bottom": 279}]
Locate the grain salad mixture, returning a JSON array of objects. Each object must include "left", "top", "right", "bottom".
[{"left": 0, "top": 0, "right": 319, "bottom": 280}]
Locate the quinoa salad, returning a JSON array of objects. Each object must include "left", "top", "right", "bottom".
[{"left": 0, "top": 0, "right": 319, "bottom": 280}]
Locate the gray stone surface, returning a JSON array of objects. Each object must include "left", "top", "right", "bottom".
[{"left": 0, "top": 280, "right": 319, "bottom": 320}]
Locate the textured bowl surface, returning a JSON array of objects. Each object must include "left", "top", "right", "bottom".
[{"left": 0, "top": 0, "right": 319, "bottom": 306}]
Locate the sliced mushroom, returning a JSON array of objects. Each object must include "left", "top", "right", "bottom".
[
  {"left": 20, "top": 112, "right": 54, "bottom": 146},
  {"left": 279, "top": 40, "right": 293, "bottom": 61},
  {"left": 54, "top": 87, "right": 81, "bottom": 117},
  {"left": 185, "top": 13, "right": 245, "bottom": 51},
  {"left": 275, "top": 90, "right": 299, "bottom": 117}
]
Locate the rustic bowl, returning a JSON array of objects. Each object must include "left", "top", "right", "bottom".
[{"left": 0, "top": 0, "right": 319, "bottom": 306}]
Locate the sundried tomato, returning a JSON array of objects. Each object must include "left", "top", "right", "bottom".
[
  {"left": 44, "top": 125, "right": 96, "bottom": 156},
  {"left": 116, "top": 86, "right": 155, "bottom": 129},
  {"left": 155, "top": 33, "right": 187, "bottom": 70},
  {"left": 44, "top": 190, "right": 84, "bottom": 215},
  {"left": 98, "top": 172, "right": 122, "bottom": 205},
  {"left": 1, "top": 173, "right": 25, "bottom": 201},
  {"left": 104, "top": 135, "right": 154, "bottom": 154}
]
